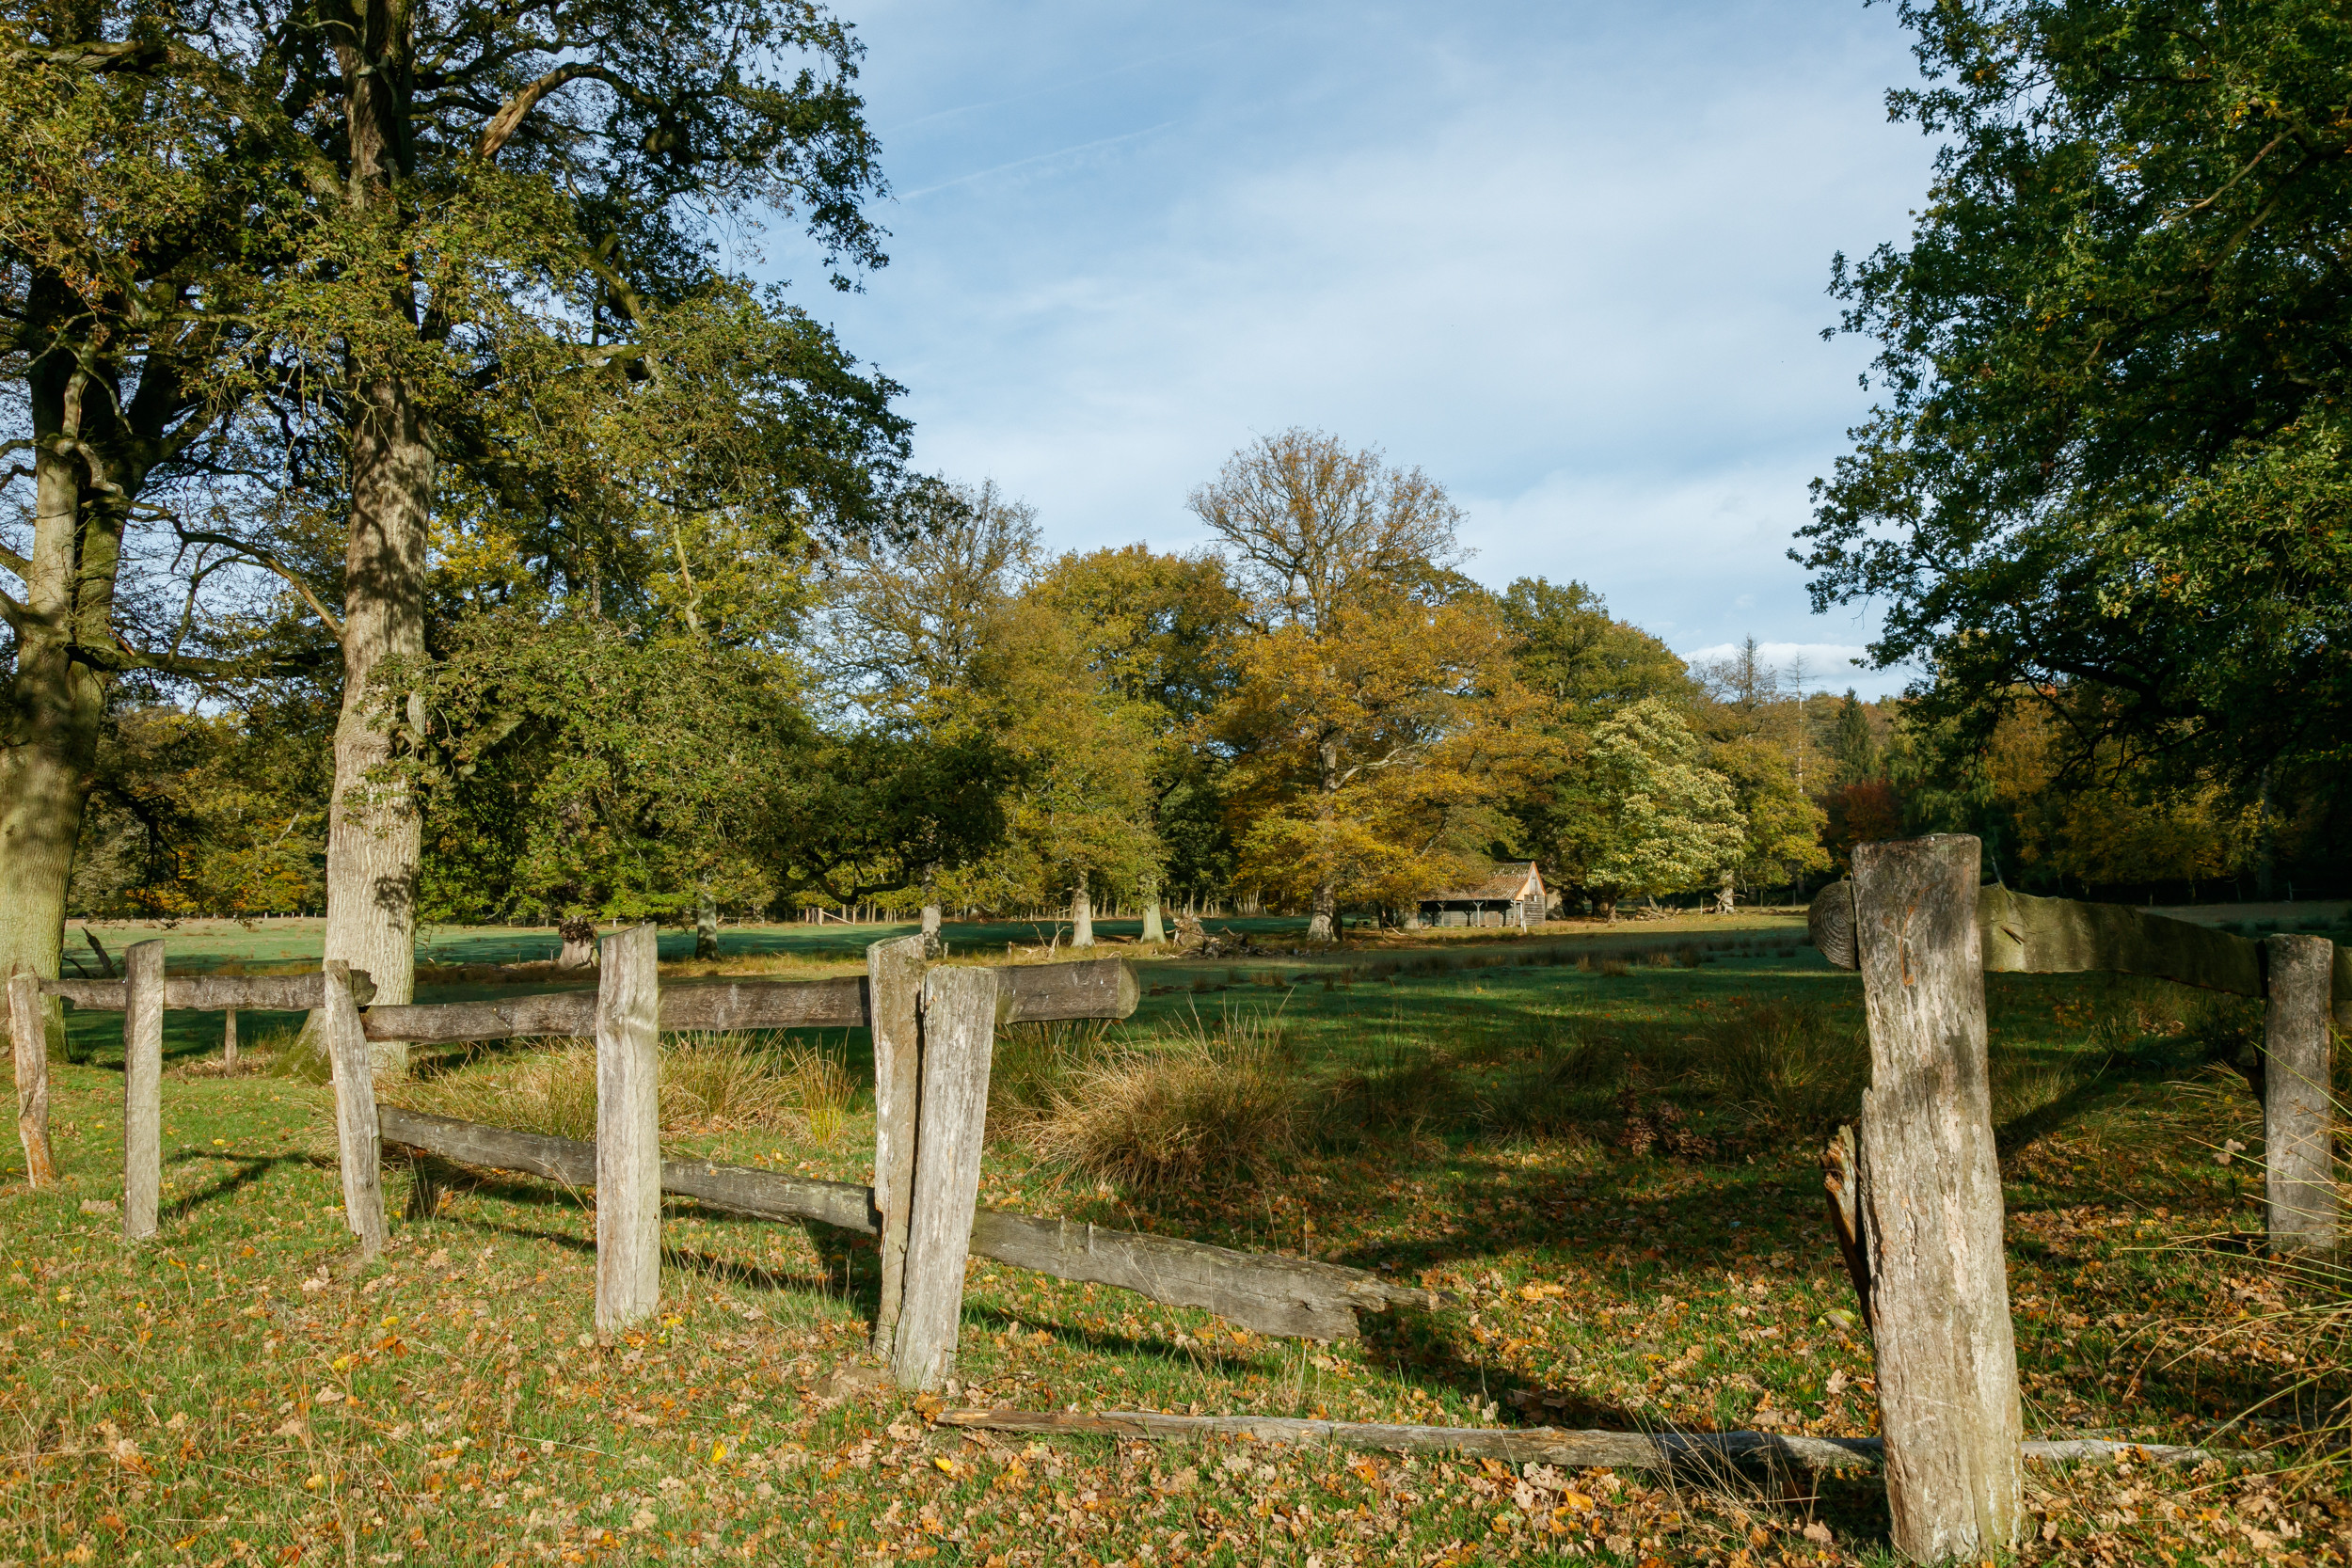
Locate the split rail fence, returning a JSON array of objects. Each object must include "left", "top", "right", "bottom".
[
  {"left": 6, "top": 860, "right": 2311, "bottom": 1560},
  {"left": 4, "top": 928, "right": 1433, "bottom": 1393}
]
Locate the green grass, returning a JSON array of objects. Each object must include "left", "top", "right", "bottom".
[{"left": 1, "top": 924, "right": 2338, "bottom": 1565}]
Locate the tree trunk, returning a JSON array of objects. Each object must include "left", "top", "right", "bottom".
[
  {"left": 320, "top": 0, "right": 427, "bottom": 1070},
  {"left": 0, "top": 325, "right": 115, "bottom": 1069},
  {"left": 1307, "top": 735, "right": 1340, "bottom": 941},
  {"left": 1070, "top": 879, "right": 1094, "bottom": 947},
  {"left": 921, "top": 862, "right": 943, "bottom": 947},
  {"left": 694, "top": 894, "right": 720, "bottom": 960},
  {"left": 554, "top": 917, "right": 597, "bottom": 970},
  {"left": 321, "top": 373, "right": 430, "bottom": 1061},
  {"left": 1140, "top": 869, "right": 1165, "bottom": 943}
]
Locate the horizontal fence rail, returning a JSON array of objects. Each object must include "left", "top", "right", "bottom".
[
  {"left": 1809, "top": 879, "right": 2352, "bottom": 1007},
  {"left": 43, "top": 972, "right": 379, "bottom": 1012},
  {"left": 378, "top": 1105, "right": 1438, "bottom": 1339},
  {"left": 358, "top": 959, "right": 1139, "bottom": 1043}
]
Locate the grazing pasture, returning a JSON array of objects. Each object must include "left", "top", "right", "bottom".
[{"left": 1, "top": 912, "right": 2341, "bottom": 1564}]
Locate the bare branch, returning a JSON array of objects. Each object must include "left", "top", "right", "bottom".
[
  {"left": 476, "top": 62, "right": 650, "bottom": 160},
  {"left": 172, "top": 527, "right": 346, "bottom": 642}
]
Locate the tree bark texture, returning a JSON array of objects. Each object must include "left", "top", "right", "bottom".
[
  {"left": 1850, "top": 835, "right": 2024, "bottom": 1561},
  {"left": 6, "top": 973, "right": 55, "bottom": 1187},
  {"left": 595, "top": 924, "right": 662, "bottom": 1334},
  {"left": 1069, "top": 881, "right": 1093, "bottom": 947},
  {"left": 323, "top": 960, "right": 386, "bottom": 1257},
  {"left": 2263, "top": 933, "right": 2338, "bottom": 1256},
  {"left": 866, "top": 934, "right": 927, "bottom": 1356},
  {"left": 222, "top": 1007, "right": 238, "bottom": 1069},
  {"left": 1140, "top": 869, "right": 1165, "bottom": 943},
  {"left": 891, "top": 966, "right": 1001, "bottom": 1391},
  {"left": 694, "top": 895, "right": 719, "bottom": 960},
  {"left": 322, "top": 371, "right": 429, "bottom": 1042},
  {"left": 322, "top": 4, "right": 430, "bottom": 1038},
  {"left": 122, "top": 941, "right": 165, "bottom": 1243},
  {"left": 0, "top": 308, "right": 116, "bottom": 1072}
]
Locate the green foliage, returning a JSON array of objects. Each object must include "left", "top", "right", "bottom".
[
  {"left": 1573, "top": 698, "right": 1746, "bottom": 905},
  {"left": 1803, "top": 0, "right": 2352, "bottom": 793}
]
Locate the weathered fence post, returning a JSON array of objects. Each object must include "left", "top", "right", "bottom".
[
  {"left": 891, "top": 965, "right": 1001, "bottom": 1392},
  {"left": 2263, "top": 933, "right": 2338, "bottom": 1255},
  {"left": 6, "top": 972, "right": 55, "bottom": 1188},
  {"left": 222, "top": 1006, "right": 238, "bottom": 1069},
  {"left": 596, "top": 923, "right": 662, "bottom": 1336},
  {"left": 1850, "top": 836, "right": 2024, "bottom": 1561},
  {"left": 866, "top": 934, "right": 929, "bottom": 1356},
  {"left": 323, "top": 959, "right": 387, "bottom": 1258},
  {"left": 122, "top": 941, "right": 166, "bottom": 1242}
]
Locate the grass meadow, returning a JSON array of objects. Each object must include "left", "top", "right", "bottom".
[{"left": 3, "top": 911, "right": 2346, "bottom": 1565}]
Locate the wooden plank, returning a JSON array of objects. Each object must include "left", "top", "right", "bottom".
[
  {"left": 1809, "top": 879, "right": 2272, "bottom": 1000},
  {"left": 867, "top": 935, "right": 928, "bottom": 1357},
  {"left": 46, "top": 972, "right": 379, "bottom": 1011},
  {"left": 122, "top": 941, "right": 164, "bottom": 1243},
  {"left": 369, "top": 1109, "right": 1436, "bottom": 1337},
  {"left": 2264, "top": 933, "right": 2338, "bottom": 1255},
  {"left": 933, "top": 1409, "right": 2243, "bottom": 1474},
  {"left": 893, "top": 967, "right": 1001, "bottom": 1391},
  {"left": 358, "top": 959, "right": 1141, "bottom": 1044},
  {"left": 1979, "top": 886, "right": 2261, "bottom": 995},
  {"left": 7, "top": 973, "right": 55, "bottom": 1188},
  {"left": 596, "top": 924, "right": 662, "bottom": 1335},
  {"left": 1851, "top": 836, "right": 2024, "bottom": 1560},
  {"left": 323, "top": 960, "right": 387, "bottom": 1258}
]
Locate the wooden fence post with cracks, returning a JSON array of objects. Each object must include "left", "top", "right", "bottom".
[
  {"left": 1850, "top": 835, "right": 2024, "bottom": 1561},
  {"left": 323, "top": 960, "right": 387, "bottom": 1258},
  {"left": 867, "top": 934, "right": 929, "bottom": 1357},
  {"left": 596, "top": 924, "right": 662, "bottom": 1337},
  {"left": 6, "top": 972, "right": 54, "bottom": 1188},
  {"left": 122, "top": 941, "right": 165, "bottom": 1243},
  {"left": 891, "top": 965, "right": 1003, "bottom": 1392},
  {"left": 2263, "top": 933, "right": 2338, "bottom": 1256}
]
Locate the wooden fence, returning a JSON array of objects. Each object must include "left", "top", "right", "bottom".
[
  {"left": 4, "top": 927, "right": 1433, "bottom": 1392},
  {"left": 1805, "top": 837, "right": 2340, "bottom": 1560}
]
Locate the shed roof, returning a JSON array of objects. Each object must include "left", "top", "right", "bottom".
[{"left": 1423, "top": 862, "right": 1544, "bottom": 904}]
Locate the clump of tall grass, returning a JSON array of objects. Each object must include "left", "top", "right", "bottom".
[
  {"left": 1700, "top": 1001, "right": 1868, "bottom": 1135},
  {"left": 1012, "top": 1009, "right": 1302, "bottom": 1193},
  {"left": 389, "top": 1031, "right": 850, "bottom": 1141}
]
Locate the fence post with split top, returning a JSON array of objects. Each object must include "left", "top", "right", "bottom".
[
  {"left": 891, "top": 965, "right": 1001, "bottom": 1392},
  {"left": 122, "top": 941, "right": 165, "bottom": 1241},
  {"left": 596, "top": 923, "right": 662, "bottom": 1335},
  {"left": 867, "top": 934, "right": 929, "bottom": 1357},
  {"left": 2263, "top": 933, "right": 2338, "bottom": 1256},
  {"left": 1850, "top": 835, "right": 2023, "bottom": 1561},
  {"left": 324, "top": 959, "right": 387, "bottom": 1257}
]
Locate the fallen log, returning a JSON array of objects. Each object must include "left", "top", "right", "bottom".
[
  {"left": 933, "top": 1409, "right": 2249, "bottom": 1475},
  {"left": 361, "top": 958, "right": 1140, "bottom": 1043},
  {"left": 376, "top": 1106, "right": 1432, "bottom": 1338},
  {"left": 46, "top": 972, "right": 377, "bottom": 1011}
]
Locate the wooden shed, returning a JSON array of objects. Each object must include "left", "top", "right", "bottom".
[{"left": 1418, "top": 862, "right": 1548, "bottom": 929}]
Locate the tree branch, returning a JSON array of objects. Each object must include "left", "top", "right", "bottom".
[
  {"left": 173, "top": 528, "right": 345, "bottom": 641},
  {"left": 475, "top": 62, "right": 650, "bottom": 160}
]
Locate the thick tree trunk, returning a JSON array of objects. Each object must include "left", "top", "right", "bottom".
[
  {"left": 1307, "top": 736, "right": 1339, "bottom": 941},
  {"left": 694, "top": 894, "right": 720, "bottom": 960},
  {"left": 319, "top": 0, "right": 427, "bottom": 1070},
  {"left": 0, "top": 336, "right": 114, "bottom": 1068},
  {"left": 1140, "top": 869, "right": 1165, "bottom": 943},
  {"left": 1070, "top": 879, "right": 1094, "bottom": 947},
  {"left": 921, "top": 862, "right": 943, "bottom": 946},
  {"left": 321, "top": 374, "right": 431, "bottom": 1064}
]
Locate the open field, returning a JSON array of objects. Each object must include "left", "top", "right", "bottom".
[{"left": 2, "top": 917, "right": 2346, "bottom": 1564}]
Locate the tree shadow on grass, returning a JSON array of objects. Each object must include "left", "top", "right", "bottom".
[{"left": 161, "top": 1150, "right": 308, "bottom": 1223}]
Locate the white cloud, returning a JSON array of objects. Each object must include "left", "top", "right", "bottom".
[{"left": 781, "top": 0, "right": 1935, "bottom": 666}]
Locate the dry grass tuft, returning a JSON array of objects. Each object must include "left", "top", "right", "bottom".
[
  {"left": 389, "top": 1031, "right": 849, "bottom": 1141},
  {"left": 1014, "top": 1009, "right": 1302, "bottom": 1193}
]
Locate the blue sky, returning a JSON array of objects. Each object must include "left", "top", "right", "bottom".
[{"left": 765, "top": 1, "right": 1935, "bottom": 697}]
